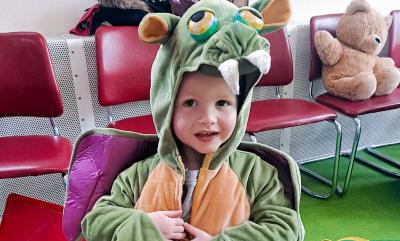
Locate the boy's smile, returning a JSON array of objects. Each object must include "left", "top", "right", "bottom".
[{"left": 173, "top": 71, "right": 238, "bottom": 155}]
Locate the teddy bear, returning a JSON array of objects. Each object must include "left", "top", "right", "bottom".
[{"left": 314, "top": 0, "right": 400, "bottom": 101}]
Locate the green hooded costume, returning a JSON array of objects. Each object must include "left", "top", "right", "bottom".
[{"left": 82, "top": 0, "right": 304, "bottom": 240}]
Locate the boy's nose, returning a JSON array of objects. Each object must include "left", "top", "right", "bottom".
[{"left": 199, "top": 107, "right": 217, "bottom": 125}]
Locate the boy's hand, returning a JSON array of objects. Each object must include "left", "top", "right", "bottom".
[
  {"left": 184, "top": 222, "right": 212, "bottom": 241},
  {"left": 147, "top": 210, "right": 186, "bottom": 241}
]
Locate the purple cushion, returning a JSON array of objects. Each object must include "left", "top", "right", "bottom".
[{"left": 62, "top": 131, "right": 158, "bottom": 241}]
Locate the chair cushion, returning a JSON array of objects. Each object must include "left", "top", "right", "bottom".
[
  {"left": 246, "top": 99, "right": 337, "bottom": 133},
  {"left": 108, "top": 114, "right": 156, "bottom": 134},
  {"left": 0, "top": 193, "right": 66, "bottom": 241},
  {"left": 0, "top": 135, "right": 72, "bottom": 179},
  {"left": 62, "top": 131, "right": 158, "bottom": 241},
  {"left": 316, "top": 88, "right": 400, "bottom": 117}
]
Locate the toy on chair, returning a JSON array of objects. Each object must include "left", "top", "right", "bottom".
[{"left": 314, "top": 0, "right": 400, "bottom": 101}]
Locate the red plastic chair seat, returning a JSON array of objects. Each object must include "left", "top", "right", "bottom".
[
  {"left": 316, "top": 88, "right": 400, "bottom": 117},
  {"left": 0, "top": 193, "right": 66, "bottom": 241},
  {"left": 107, "top": 114, "right": 156, "bottom": 134},
  {"left": 246, "top": 99, "right": 337, "bottom": 133},
  {"left": 0, "top": 135, "right": 72, "bottom": 179}
]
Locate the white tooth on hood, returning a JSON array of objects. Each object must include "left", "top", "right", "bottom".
[
  {"left": 245, "top": 50, "right": 271, "bottom": 75},
  {"left": 218, "top": 59, "right": 240, "bottom": 95}
]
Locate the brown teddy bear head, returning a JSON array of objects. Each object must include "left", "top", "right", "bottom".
[{"left": 336, "top": 0, "right": 392, "bottom": 55}]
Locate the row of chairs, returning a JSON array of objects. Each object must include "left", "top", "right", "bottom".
[{"left": 0, "top": 10, "right": 399, "bottom": 240}]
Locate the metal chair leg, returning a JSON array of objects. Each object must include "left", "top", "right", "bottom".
[
  {"left": 355, "top": 143, "right": 400, "bottom": 177},
  {"left": 338, "top": 117, "right": 361, "bottom": 197},
  {"left": 249, "top": 133, "right": 258, "bottom": 143},
  {"left": 249, "top": 120, "right": 343, "bottom": 199},
  {"left": 366, "top": 145, "right": 399, "bottom": 165},
  {"left": 299, "top": 119, "right": 342, "bottom": 199}
]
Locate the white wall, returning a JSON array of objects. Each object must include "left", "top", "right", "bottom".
[
  {"left": 0, "top": 0, "right": 398, "bottom": 36},
  {"left": 0, "top": 0, "right": 96, "bottom": 37},
  {"left": 290, "top": 0, "right": 399, "bottom": 23}
]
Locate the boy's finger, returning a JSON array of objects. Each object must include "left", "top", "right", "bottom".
[
  {"left": 171, "top": 217, "right": 184, "bottom": 226},
  {"left": 168, "top": 231, "right": 187, "bottom": 240},
  {"left": 184, "top": 222, "right": 200, "bottom": 235},
  {"left": 172, "top": 225, "right": 185, "bottom": 233},
  {"left": 162, "top": 210, "right": 182, "bottom": 217}
]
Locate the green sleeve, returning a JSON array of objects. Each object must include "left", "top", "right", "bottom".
[
  {"left": 215, "top": 153, "right": 303, "bottom": 241},
  {"left": 81, "top": 159, "right": 164, "bottom": 241}
]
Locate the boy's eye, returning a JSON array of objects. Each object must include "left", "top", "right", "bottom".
[
  {"left": 233, "top": 9, "right": 264, "bottom": 31},
  {"left": 188, "top": 10, "right": 219, "bottom": 41},
  {"left": 183, "top": 99, "right": 197, "bottom": 107},
  {"left": 216, "top": 100, "right": 229, "bottom": 107}
]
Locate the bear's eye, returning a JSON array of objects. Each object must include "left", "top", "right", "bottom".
[
  {"left": 234, "top": 10, "right": 263, "bottom": 31},
  {"left": 188, "top": 11, "right": 219, "bottom": 41}
]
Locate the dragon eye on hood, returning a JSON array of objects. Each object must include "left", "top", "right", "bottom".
[
  {"left": 188, "top": 11, "right": 219, "bottom": 41},
  {"left": 233, "top": 10, "right": 263, "bottom": 31}
]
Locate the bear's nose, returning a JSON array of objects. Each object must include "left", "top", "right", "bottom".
[{"left": 374, "top": 37, "right": 381, "bottom": 44}]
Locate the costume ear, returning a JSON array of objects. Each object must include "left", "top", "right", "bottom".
[
  {"left": 250, "top": 0, "right": 291, "bottom": 34},
  {"left": 139, "top": 13, "right": 180, "bottom": 44},
  {"left": 345, "top": 0, "right": 371, "bottom": 15}
]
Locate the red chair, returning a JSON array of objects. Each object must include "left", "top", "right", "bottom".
[
  {"left": 96, "top": 26, "right": 158, "bottom": 134},
  {"left": 246, "top": 29, "right": 343, "bottom": 199},
  {"left": 0, "top": 32, "right": 72, "bottom": 240},
  {"left": 0, "top": 32, "right": 72, "bottom": 179},
  {"left": 309, "top": 14, "right": 400, "bottom": 196},
  {"left": 0, "top": 194, "right": 66, "bottom": 241}
]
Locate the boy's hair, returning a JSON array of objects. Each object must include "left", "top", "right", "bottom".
[{"left": 196, "top": 65, "right": 248, "bottom": 111}]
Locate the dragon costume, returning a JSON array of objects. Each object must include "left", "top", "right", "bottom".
[{"left": 81, "top": 0, "right": 304, "bottom": 240}]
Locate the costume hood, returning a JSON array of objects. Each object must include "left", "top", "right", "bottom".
[{"left": 138, "top": 0, "right": 291, "bottom": 172}]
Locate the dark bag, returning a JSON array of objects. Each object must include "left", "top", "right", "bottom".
[
  {"left": 70, "top": 1, "right": 171, "bottom": 36},
  {"left": 69, "top": 4, "right": 100, "bottom": 36}
]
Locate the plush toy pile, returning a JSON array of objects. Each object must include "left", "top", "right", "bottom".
[{"left": 314, "top": 0, "right": 400, "bottom": 101}]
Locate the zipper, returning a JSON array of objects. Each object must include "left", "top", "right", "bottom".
[
  {"left": 177, "top": 156, "right": 185, "bottom": 210},
  {"left": 190, "top": 153, "right": 213, "bottom": 219}
]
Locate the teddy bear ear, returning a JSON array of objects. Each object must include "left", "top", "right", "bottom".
[
  {"left": 138, "top": 13, "right": 180, "bottom": 44},
  {"left": 250, "top": 0, "right": 292, "bottom": 34},
  {"left": 385, "top": 15, "right": 393, "bottom": 29},
  {"left": 345, "top": 0, "right": 371, "bottom": 15}
]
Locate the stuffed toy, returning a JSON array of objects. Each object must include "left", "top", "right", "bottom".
[{"left": 314, "top": 0, "right": 400, "bottom": 101}]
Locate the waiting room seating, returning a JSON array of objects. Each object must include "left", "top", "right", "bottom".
[{"left": 246, "top": 28, "right": 342, "bottom": 199}]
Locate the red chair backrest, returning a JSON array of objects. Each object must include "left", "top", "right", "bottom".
[
  {"left": 96, "top": 26, "right": 159, "bottom": 106},
  {"left": 389, "top": 10, "right": 400, "bottom": 67},
  {"left": 309, "top": 14, "right": 342, "bottom": 81},
  {"left": 257, "top": 28, "right": 293, "bottom": 86},
  {"left": 0, "top": 193, "right": 66, "bottom": 241},
  {"left": 0, "top": 32, "right": 64, "bottom": 117}
]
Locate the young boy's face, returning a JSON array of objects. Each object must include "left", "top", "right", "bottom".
[{"left": 173, "top": 71, "right": 238, "bottom": 154}]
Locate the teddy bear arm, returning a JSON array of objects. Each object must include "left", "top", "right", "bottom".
[{"left": 314, "top": 30, "right": 343, "bottom": 66}]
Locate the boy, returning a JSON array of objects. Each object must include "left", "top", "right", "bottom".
[{"left": 82, "top": 0, "right": 304, "bottom": 240}]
